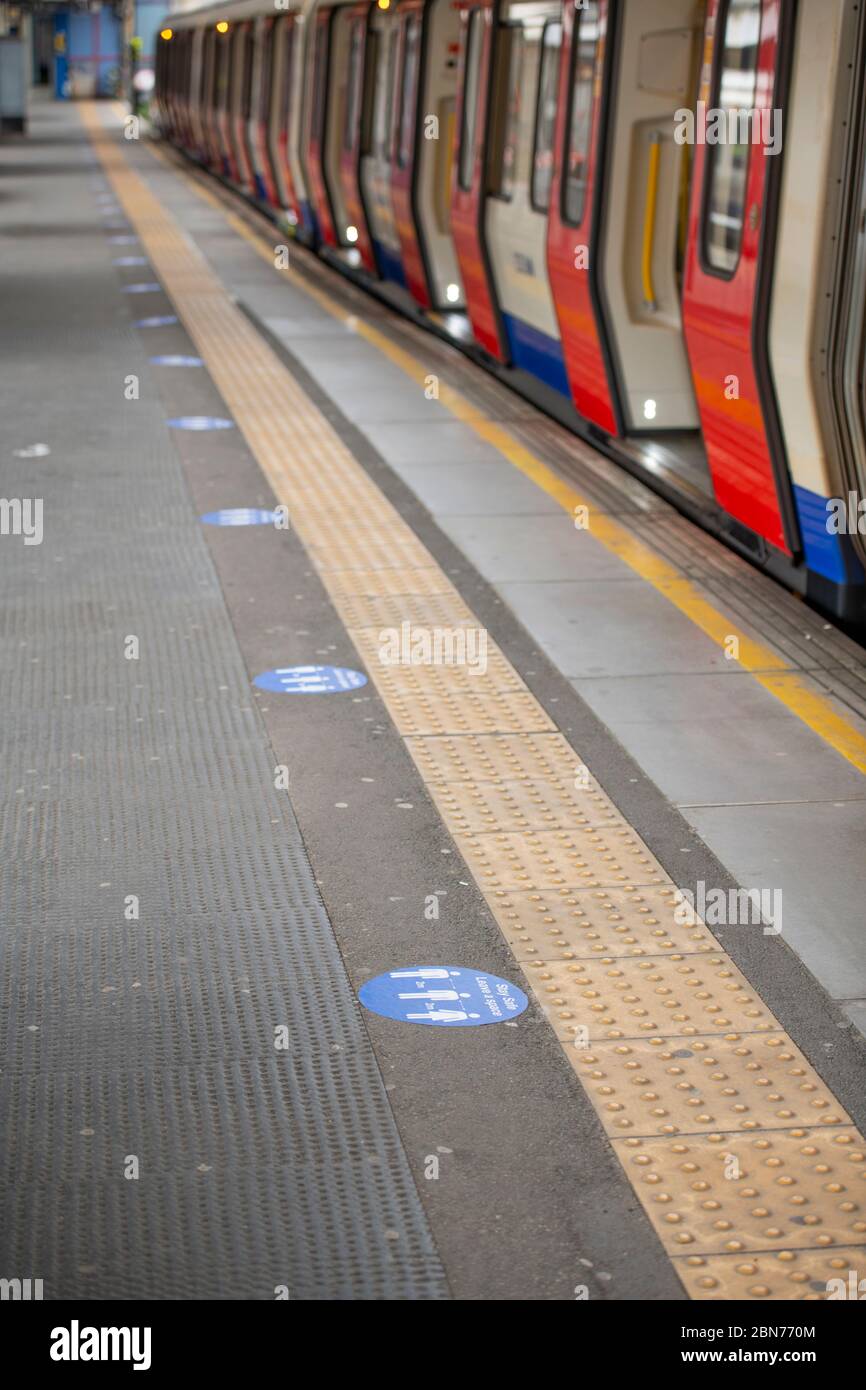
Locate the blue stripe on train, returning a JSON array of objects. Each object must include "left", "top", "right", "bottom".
[
  {"left": 793, "top": 484, "right": 865, "bottom": 583},
  {"left": 502, "top": 313, "right": 571, "bottom": 398},
  {"left": 372, "top": 238, "right": 406, "bottom": 289}
]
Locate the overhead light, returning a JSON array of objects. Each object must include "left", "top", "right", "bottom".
[
  {"left": 377, "top": 0, "right": 391, "bottom": 10},
  {"left": 346, "top": 225, "right": 359, "bottom": 244},
  {"left": 445, "top": 283, "right": 460, "bottom": 303},
  {"left": 216, "top": 20, "right": 229, "bottom": 33},
  {"left": 643, "top": 398, "right": 657, "bottom": 421},
  {"left": 160, "top": 28, "right": 173, "bottom": 41}
]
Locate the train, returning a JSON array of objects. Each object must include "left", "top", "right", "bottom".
[{"left": 153, "top": 0, "right": 866, "bottom": 622}]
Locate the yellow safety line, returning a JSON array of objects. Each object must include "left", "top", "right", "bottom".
[
  {"left": 84, "top": 105, "right": 866, "bottom": 1300},
  {"left": 143, "top": 135, "right": 866, "bottom": 778}
]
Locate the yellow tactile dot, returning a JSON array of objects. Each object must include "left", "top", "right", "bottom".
[
  {"left": 673, "top": 1245, "right": 866, "bottom": 1300},
  {"left": 404, "top": 732, "right": 578, "bottom": 784},
  {"left": 486, "top": 885, "right": 717, "bottom": 960},
  {"left": 457, "top": 825, "right": 667, "bottom": 891},
  {"left": 576, "top": 1038, "right": 851, "bottom": 1138},
  {"left": 527, "top": 954, "right": 777, "bottom": 1040},
  {"left": 425, "top": 778, "right": 624, "bottom": 835},
  {"left": 616, "top": 1129, "right": 863, "bottom": 1256}
]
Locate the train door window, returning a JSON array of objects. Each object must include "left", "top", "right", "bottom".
[
  {"left": 377, "top": 27, "right": 399, "bottom": 161},
  {"left": 345, "top": 19, "right": 365, "bottom": 152},
  {"left": 241, "top": 30, "right": 254, "bottom": 120},
  {"left": 259, "top": 23, "right": 274, "bottom": 124},
  {"left": 702, "top": 0, "right": 761, "bottom": 276},
  {"left": 530, "top": 21, "right": 561, "bottom": 213},
  {"left": 360, "top": 29, "right": 379, "bottom": 157},
  {"left": 397, "top": 15, "right": 421, "bottom": 168},
  {"left": 279, "top": 21, "right": 295, "bottom": 132},
  {"left": 312, "top": 20, "right": 329, "bottom": 145},
  {"left": 459, "top": 9, "right": 484, "bottom": 191},
  {"left": 200, "top": 31, "right": 211, "bottom": 108},
  {"left": 489, "top": 25, "right": 524, "bottom": 200},
  {"left": 561, "top": 0, "right": 599, "bottom": 225}
]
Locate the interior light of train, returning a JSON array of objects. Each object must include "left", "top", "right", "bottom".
[
  {"left": 216, "top": 21, "right": 230, "bottom": 33},
  {"left": 377, "top": 0, "right": 391, "bottom": 10},
  {"left": 346, "top": 225, "right": 359, "bottom": 243},
  {"left": 445, "top": 283, "right": 460, "bottom": 303},
  {"left": 643, "top": 399, "right": 657, "bottom": 421},
  {"left": 160, "top": 28, "right": 173, "bottom": 40}
]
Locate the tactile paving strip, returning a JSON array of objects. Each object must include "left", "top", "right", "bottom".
[{"left": 93, "top": 111, "right": 866, "bottom": 1298}]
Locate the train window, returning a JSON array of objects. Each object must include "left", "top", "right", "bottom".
[
  {"left": 397, "top": 16, "right": 421, "bottom": 169},
  {"left": 459, "top": 9, "right": 484, "bottom": 192},
  {"left": 562, "top": 0, "right": 599, "bottom": 226},
  {"left": 344, "top": 20, "right": 365, "bottom": 154},
  {"left": 359, "top": 30, "right": 379, "bottom": 158},
  {"left": 200, "top": 31, "right": 211, "bottom": 107},
  {"left": 703, "top": 0, "right": 761, "bottom": 276},
  {"left": 489, "top": 25, "right": 524, "bottom": 201},
  {"left": 278, "top": 21, "right": 295, "bottom": 133},
  {"left": 531, "top": 21, "right": 561, "bottom": 213}
]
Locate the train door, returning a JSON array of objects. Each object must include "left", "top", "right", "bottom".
[
  {"left": 215, "top": 23, "right": 236, "bottom": 179},
  {"left": 546, "top": 0, "right": 619, "bottom": 434},
  {"left": 594, "top": 1, "right": 705, "bottom": 445},
  {"left": 269, "top": 15, "right": 304, "bottom": 225},
  {"left": 231, "top": 22, "right": 257, "bottom": 193},
  {"left": 305, "top": 6, "right": 340, "bottom": 246},
  {"left": 484, "top": 2, "right": 570, "bottom": 393},
  {"left": 681, "top": 0, "right": 799, "bottom": 556},
  {"left": 451, "top": 3, "right": 506, "bottom": 360},
  {"left": 188, "top": 28, "right": 204, "bottom": 160},
  {"left": 391, "top": 2, "right": 430, "bottom": 306},
  {"left": 321, "top": 4, "right": 360, "bottom": 252},
  {"left": 199, "top": 27, "right": 217, "bottom": 167},
  {"left": 360, "top": 1, "right": 405, "bottom": 286},
  {"left": 250, "top": 17, "right": 279, "bottom": 205},
  {"left": 411, "top": 0, "right": 465, "bottom": 312},
  {"left": 337, "top": 7, "right": 377, "bottom": 270}
]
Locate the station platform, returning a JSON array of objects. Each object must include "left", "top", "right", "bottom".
[{"left": 3, "top": 92, "right": 866, "bottom": 1305}]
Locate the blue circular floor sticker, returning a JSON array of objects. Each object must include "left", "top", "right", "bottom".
[
  {"left": 254, "top": 665, "right": 367, "bottom": 693},
  {"left": 168, "top": 416, "right": 234, "bottom": 431},
  {"left": 201, "top": 508, "right": 279, "bottom": 526},
  {"left": 360, "top": 967, "right": 529, "bottom": 1026}
]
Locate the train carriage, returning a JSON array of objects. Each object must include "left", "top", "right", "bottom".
[{"left": 156, "top": 0, "right": 866, "bottom": 622}]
